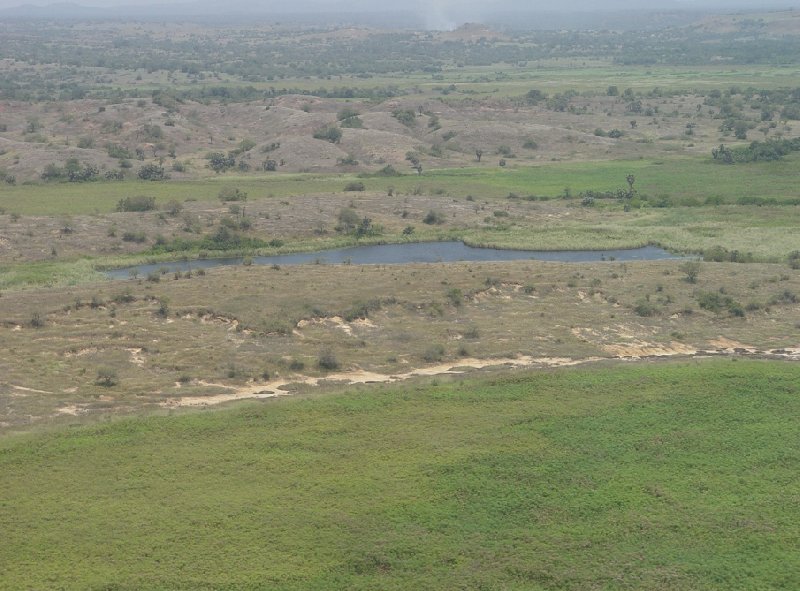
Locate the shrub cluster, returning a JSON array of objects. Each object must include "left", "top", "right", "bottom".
[{"left": 117, "top": 195, "right": 156, "bottom": 212}]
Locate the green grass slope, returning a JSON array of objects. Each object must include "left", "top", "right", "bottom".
[
  {"left": 1, "top": 360, "right": 798, "bottom": 590},
  {"left": 2, "top": 155, "right": 800, "bottom": 216}
]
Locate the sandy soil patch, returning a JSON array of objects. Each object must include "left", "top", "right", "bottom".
[
  {"left": 161, "top": 355, "right": 600, "bottom": 408},
  {"left": 126, "top": 348, "right": 146, "bottom": 366},
  {"left": 296, "top": 315, "right": 376, "bottom": 337},
  {"left": 64, "top": 347, "right": 100, "bottom": 358},
  {"left": 602, "top": 341, "right": 697, "bottom": 358},
  {"left": 13, "top": 385, "right": 53, "bottom": 395}
]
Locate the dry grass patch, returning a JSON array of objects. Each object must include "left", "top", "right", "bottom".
[{"left": 1, "top": 259, "right": 798, "bottom": 431}]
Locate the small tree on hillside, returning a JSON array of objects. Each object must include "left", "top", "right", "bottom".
[
  {"left": 626, "top": 174, "right": 636, "bottom": 196},
  {"left": 680, "top": 261, "right": 701, "bottom": 284}
]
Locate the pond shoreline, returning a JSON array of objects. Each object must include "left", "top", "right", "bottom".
[{"left": 106, "top": 241, "right": 687, "bottom": 279}]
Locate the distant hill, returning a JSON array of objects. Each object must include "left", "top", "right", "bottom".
[
  {"left": 1, "top": 2, "right": 107, "bottom": 17},
  {"left": 688, "top": 9, "right": 800, "bottom": 36},
  {"left": 2, "top": 1, "right": 799, "bottom": 28}
]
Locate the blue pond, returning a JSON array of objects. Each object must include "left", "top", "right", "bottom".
[{"left": 106, "top": 242, "right": 684, "bottom": 280}]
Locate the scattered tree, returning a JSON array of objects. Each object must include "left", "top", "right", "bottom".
[
  {"left": 336, "top": 207, "right": 360, "bottom": 233},
  {"left": 681, "top": 261, "right": 701, "bottom": 284},
  {"left": 626, "top": 174, "right": 636, "bottom": 195}
]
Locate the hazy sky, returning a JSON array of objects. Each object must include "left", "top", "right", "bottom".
[{"left": 0, "top": 0, "right": 797, "bottom": 17}]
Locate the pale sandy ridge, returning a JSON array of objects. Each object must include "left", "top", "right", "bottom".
[
  {"left": 158, "top": 341, "right": 800, "bottom": 409},
  {"left": 38, "top": 340, "right": 799, "bottom": 415},
  {"left": 160, "top": 355, "right": 594, "bottom": 408}
]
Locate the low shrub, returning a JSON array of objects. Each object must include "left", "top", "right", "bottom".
[
  {"left": 422, "top": 344, "right": 445, "bottom": 363},
  {"left": 218, "top": 187, "right": 247, "bottom": 202},
  {"left": 423, "top": 210, "right": 445, "bottom": 225},
  {"left": 122, "top": 231, "right": 147, "bottom": 243},
  {"left": 318, "top": 349, "right": 340, "bottom": 371},
  {"left": 117, "top": 195, "right": 155, "bottom": 212},
  {"left": 343, "top": 181, "right": 365, "bottom": 192},
  {"left": 96, "top": 367, "right": 118, "bottom": 387},
  {"left": 633, "top": 299, "right": 658, "bottom": 317}
]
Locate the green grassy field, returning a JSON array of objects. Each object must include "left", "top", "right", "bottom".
[
  {"left": 2, "top": 156, "right": 799, "bottom": 215},
  {"left": 108, "top": 62, "right": 800, "bottom": 98},
  {"left": 1, "top": 360, "right": 798, "bottom": 590},
  {"left": 416, "top": 63, "right": 800, "bottom": 97}
]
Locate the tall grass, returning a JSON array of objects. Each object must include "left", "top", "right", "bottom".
[{"left": 1, "top": 360, "right": 798, "bottom": 589}]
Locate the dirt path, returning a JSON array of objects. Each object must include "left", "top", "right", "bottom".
[
  {"left": 160, "top": 343, "right": 800, "bottom": 409},
  {"left": 160, "top": 356, "right": 599, "bottom": 408}
]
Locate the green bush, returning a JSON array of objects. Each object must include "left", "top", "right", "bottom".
[
  {"left": 633, "top": 299, "right": 659, "bottom": 317},
  {"left": 336, "top": 207, "right": 360, "bottom": 233},
  {"left": 117, "top": 195, "right": 156, "bottom": 212},
  {"left": 317, "top": 349, "right": 340, "bottom": 371},
  {"left": 313, "top": 126, "right": 342, "bottom": 144},
  {"left": 163, "top": 200, "right": 183, "bottom": 215},
  {"left": 392, "top": 109, "right": 416, "bottom": 126},
  {"left": 422, "top": 344, "right": 445, "bottom": 363},
  {"left": 376, "top": 165, "right": 401, "bottom": 176},
  {"left": 30, "top": 312, "right": 45, "bottom": 328},
  {"left": 338, "top": 155, "right": 359, "bottom": 166},
  {"left": 95, "top": 367, "right": 118, "bottom": 387},
  {"left": 137, "top": 164, "right": 167, "bottom": 181},
  {"left": 122, "top": 231, "right": 147, "bottom": 243},
  {"left": 446, "top": 288, "right": 463, "bottom": 307},
  {"left": 696, "top": 291, "right": 744, "bottom": 316},
  {"left": 343, "top": 299, "right": 383, "bottom": 322},
  {"left": 680, "top": 261, "right": 701, "bottom": 283},
  {"left": 218, "top": 187, "right": 248, "bottom": 202},
  {"left": 423, "top": 210, "right": 445, "bottom": 225},
  {"left": 207, "top": 152, "right": 236, "bottom": 173},
  {"left": 343, "top": 181, "right": 365, "bottom": 192}
]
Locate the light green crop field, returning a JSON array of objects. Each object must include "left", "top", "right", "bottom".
[
  {"left": 416, "top": 63, "right": 800, "bottom": 96},
  {"left": 111, "top": 63, "right": 800, "bottom": 97},
  {"left": 2, "top": 155, "right": 799, "bottom": 216},
  {"left": 1, "top": 360, "right": 798, "bottom": 590}
]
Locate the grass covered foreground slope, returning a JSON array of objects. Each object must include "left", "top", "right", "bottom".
[{"left": 2, "top": 360, "right": 798, "bottom": 590}]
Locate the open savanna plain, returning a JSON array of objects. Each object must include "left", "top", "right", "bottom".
[
  {"left": 2, "top": 256, "right": 800, "bottom": 429},
  {"left": 1, "top": 13, "right": 800, "bottom": 590}
]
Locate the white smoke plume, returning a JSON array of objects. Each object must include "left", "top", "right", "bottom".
[{"left": 420, "top": 0, "right": 457, "bottom": 30}]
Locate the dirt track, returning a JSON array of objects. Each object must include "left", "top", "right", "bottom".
[{"left": 159, "top": 342, "right": 800, "bottom": 408}]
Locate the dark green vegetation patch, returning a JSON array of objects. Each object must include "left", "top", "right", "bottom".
[{"left": 1, "top": 360, "right": 798, "bottom": 590}]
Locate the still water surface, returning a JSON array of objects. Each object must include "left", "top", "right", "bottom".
[{"left": 106, "top": 242, "right": 684, "bottom": 279}]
